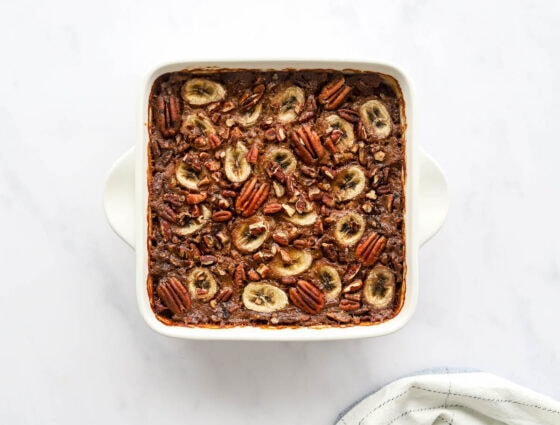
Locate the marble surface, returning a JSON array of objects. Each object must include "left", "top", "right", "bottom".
[{"left": 1, "top": 0, "right": 559, "bottom": 423}]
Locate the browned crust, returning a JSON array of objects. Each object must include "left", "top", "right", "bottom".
[{"left": 146, "top": 68, "right": 407, "bottom": 329}]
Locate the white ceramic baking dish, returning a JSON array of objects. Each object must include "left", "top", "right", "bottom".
[{"left": 104, "top": 60, "right": 449, "bottom": 341}]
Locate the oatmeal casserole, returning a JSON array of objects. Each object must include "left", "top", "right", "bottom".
[{"left": 147, "top": 69, "right": 406, "bottom": 328}]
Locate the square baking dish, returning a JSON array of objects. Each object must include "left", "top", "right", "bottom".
[{"left": 104, "top": 60, "right": 449, "bottom": 341}]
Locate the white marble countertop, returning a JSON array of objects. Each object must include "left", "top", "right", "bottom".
[{"left": 1, "top": 0, "right": 559, "bottom": 423}]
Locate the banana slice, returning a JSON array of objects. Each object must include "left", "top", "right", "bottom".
[
  {"left": 182, "top": 78, "right": 226, "bottom": 105},
  {"left": 176, "top": 161, "right": 204, "bottom": 190},
  {"left": 187, "top": 267, "right": 218, "bottom": 302},
  {"left": 277, "top": 86, "right": 305, "bottom": 123},
  {"left": 270, "top": 248, "right": 313, "bottom": 277},
  {"left": 173, "top": 205, "right": 211, "bottom": 236},
  {"left": 359, "top": 100, "right": 392, "bottom": 140},
  {"left": 224, "top": 142, "right": 252, "bottom": 183},
  {"left": 333, "top": 165, "right": 366, "bottom": 201},
  {"left": 334, "top": 212, "right": 365, "bottom": 246},
  {"left": 242, "top": 283, "right": 288, "bottom": 313},
  {"left": 363, "top": 265, "right": 395, "bottom": 309},
  {"left": 181, "top": 114, "right": 215, "bottom": 136},
  {"left": 316, "top": 264, "right": 342, "bottom": 301},
  {"left": 232, "top": 217, "right": 270, "bottom": 253},
  {"left": 264, "top": 147, "right": 297, "bottom": 175},
  {"left": 326, "top": 115, "right": 355, "bottom": 151},
  {"left": 237, "top": 103, "right": 262, "bottom": 127},
  {"left": 283, "top": 211, "right": 317, "bottom": 226}
]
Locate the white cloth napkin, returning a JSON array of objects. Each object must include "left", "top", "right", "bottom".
[{"left": 336, "top": 371, "right": 560, "bottom": 425}]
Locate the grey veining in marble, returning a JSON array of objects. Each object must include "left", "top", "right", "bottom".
[{"left": 1, "top": 0, "right": 559, "bottom": 424}]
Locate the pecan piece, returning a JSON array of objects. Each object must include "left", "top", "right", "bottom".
[
  {"left": 215, "top": 287, "right": 233, "bottom": 303},
  {"left": 291, "top": 126, "right": 326, "bottom": 164},
  {"left": 326, "top": 311, "right": 352, "bottom": 324},
  {"left": 355, "top": 232, "right": 387, "bottom": 266},
  {"left": 343, "top": 263, "right": 361, "bottom": 282},
  {"left": 281, "top": 276, "right": 297, "bottom": 285},
  {"left": 239, "top": 83, "right": 265, "bottom": 111},
  {"left": 289, "top": 280, "right": 325, "bottom": 314},
  {"left": 233, "top": 264, "right": 246, "bottom": 287},
  {"left": 263, "top": 202, "right": 283, "bottom": 214},
  {"left": 156, "top": 277, "right": 191, "bottom": 315},
  {"left": 276, "top": 125, "right": 287, "bottom": 142},
  {"left": 337, "top": 108, "right": 360, "bottom": 123},
  {"left": 235, "top": 177, "right": 270, "bottom": 217},
  {"left": 186, "top": 192, "right": 208, "bottom": 205},
  {"left": 339, "top": 298, "right": 361, "bottom": 312},
  {"left": 200, "top": 255, "right": 217, "bottom": 265},
  {"left": 318, "top": 77, "right": 352, "bottom": 110},
  {"left": 246, "top": 144, "right": 259, "bottom": 164},
  {"left": 272, "top": 231, "right": 290, "bottom": 246},
  {"left": 264, "top": 128, "right": 277, "bottom": 141},
  {"left": 212, "top": 210, "right": 233, "bottom": 222},
  {"left": 153, "top": 94, "right": 181, "bottom": 137}
]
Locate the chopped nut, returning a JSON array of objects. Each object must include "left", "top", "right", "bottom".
[
  {"left": 256, "top": 264, "right": 271, "bottom": 278},
  {"left": 362, "top": 202, "right": 373, "bottom": 213},
  {"left": 247, "top": 269, "right": 261, "bottom": 281},
  {"left": 276, "top": 126, "right": 286, "bottom": 142},
  {"left": 225, "top": 118, "right": 235, "bottom": 127},
  {"left": 264, "top": 128, "right": 277, "bottom": 141},
  {"left": 279, "top": 248, "right": 294, "bottom": 264},
  {"left": 248, "top": 222, "right": 267, "bottom": 235},
  {"left": 366, "top": 190, "right": 377, "bottom": 200},
  {"left": 343, "top": 279, "right": 363, "bottom": 293},
  {"left": 326, "top": 311, "right": 352, "bottom": 323},
  {"left": 281, "top": 276, "right": 297, "bottom": 285},
  {"left": 272, "top": 231, "right": 289, "bottom": 246},
  {"left": 282, "top": 203, "right": 295, "bottom": 217},
  {"left": 200, "top": 255, "right": 217, "bottom": 265},
  {"left": 321, "top": 194, "right": 336, "bottom": 207},
  {"left": 272, "top": 181, "right": 285, "bottom": 198},
  {"left": 222, "top": 101, "right": 235, "bottom": 112},
  {"left": 374, "top": 151, "right": 386, "bottom": 162},
  {"left": 308, "top": 187, "right": 322, "bottom": 201},
  {"left": 216, "top": 230, "right": 230, "bottom": 245}
]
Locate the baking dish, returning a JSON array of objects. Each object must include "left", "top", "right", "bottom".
[{"left": 104, "top": 60, "right": 449, "bottom": 341}]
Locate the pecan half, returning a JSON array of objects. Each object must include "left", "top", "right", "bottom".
[
  {"left": 156, "top": 277, "right": 191, "bottom": 315},
  {"left": 239, "top": 83, "right": 265, "bottom": 111},
  {"left": 154, "top": 94, "right": 181, "bottom": 137},
  {"left": 355, "top": 232, "right": 387, "bottom": 266},
  {"left": 337, "top": 108, "right": 360, "bottom": 123},
  {"left": 318, "top": 77, "right": 352, "bottom": 110},
  {"left": 339, "top": 298, "right": 361, "bottom": 312},
  {"left": 215, "top": 287, "right": 233, "bottom": 303},
  {"left": 289, "top": 280, "right": 325, "bottom": 314},
  {"left": 291, "top": 126, "right": 326, "bottom": 164},
  {"left": 235, "top": 177, "right": 270, "bottom": 217}
]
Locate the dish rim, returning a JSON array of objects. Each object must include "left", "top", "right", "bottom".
[{"left": 136, "top": 60, "right": 418, "bottom": 341}]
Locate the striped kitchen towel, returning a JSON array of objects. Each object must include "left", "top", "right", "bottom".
[{"left": 336, "top": 371, "right": 560, "bottom": 425}]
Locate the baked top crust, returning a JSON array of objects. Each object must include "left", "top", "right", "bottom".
[{"left": 147, "top": 69, "right": 406, "bottom": 328}]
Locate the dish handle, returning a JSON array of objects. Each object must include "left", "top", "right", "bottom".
[
  {"left": 104, "top": 147, "right": 136, "bottom": 249},
  {"left": 417, "top": 149, "right": 449, "bottom": 245}
]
